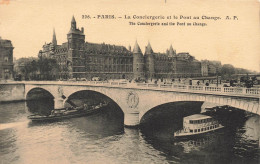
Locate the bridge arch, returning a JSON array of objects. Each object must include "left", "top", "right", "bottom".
[
  {"left": 63, "top": 89, "right": 124, "bottom": 112},
  {"left": 25, "top": 87, "right": 55, "bottom": 100},
  {"left": 140, "top": 101, "right": 204, "bottom": 125},
  {"left": 138, "top": 93, "right": 259, "bottom": 122}
]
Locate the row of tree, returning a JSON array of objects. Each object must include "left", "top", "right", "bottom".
[
  {"left": 220, "top": 64, "right": 257, "bottom": 80},
  {"left": 14, "top": 57, "right": 59, "bottom": 80}
]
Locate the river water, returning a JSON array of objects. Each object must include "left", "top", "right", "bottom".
[{"left": 0, "top": 101, "right": 259, "bottom": 164}]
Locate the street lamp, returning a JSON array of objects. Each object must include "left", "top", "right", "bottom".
[{"left": 217, "top": 73, "right": 219, "bottom": 87}]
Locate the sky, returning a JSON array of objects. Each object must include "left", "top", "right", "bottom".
[{"left": 0, "top": 0, "right": 259, "bottom": 71}]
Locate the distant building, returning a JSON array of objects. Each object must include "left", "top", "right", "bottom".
[
  {"left": 38, "top": 16, "right": 203, "bottom": 80},
  {"left": 201, "top": 60, "right": 221, "bottom": 77},
  {"left": 0, "top": 37, "right": 14, "bottom": 80}
]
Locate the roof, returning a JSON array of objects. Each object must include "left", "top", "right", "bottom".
[
  {"left": 184, "top": 114, "right": 211, "bottom": 121},
  {"left": 133, "top": 40, "right": 142, "bottom": 54},
  {"left": 85, "top": 42, "right": 129, "bottom": 53},
  {"left": 71, "top": 15, "right": 76, "bottom": 23},
  {"left": 169, "top": 45, "right": 175, "bottom": 56},
  {"left": 68, "top": 29, "right": 84, "bottom": 35},
  {"left": 0, "top": 39, "right": 13, "bottom": 48},
  {"left": 145, "top": 42, "right": 153, "bottom": 54}
]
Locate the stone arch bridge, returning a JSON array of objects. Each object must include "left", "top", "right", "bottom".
[{"left": 24, "top": 81, "right": 260, "bottom": 126}]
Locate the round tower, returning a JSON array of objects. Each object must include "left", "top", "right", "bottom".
[
  {"left": 133, "top": 40, "right": 144, "bottom": 80},
  {"left": 144, "top": 41, "right": 155, "bottom": 80}
]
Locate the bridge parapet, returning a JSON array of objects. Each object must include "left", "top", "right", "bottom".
[{"left": 14, "top": 80, "right": 260, "bottom": 98}]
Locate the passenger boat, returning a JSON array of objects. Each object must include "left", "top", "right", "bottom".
[
  {"left": 174, "top": 114, "right": 224, "bottom": 138},
  {"left": 27, "top": 102, "right": 108, "bottom": 122}
]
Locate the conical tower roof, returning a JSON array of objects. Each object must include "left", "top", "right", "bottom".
[
  {"left": 71, "top": 15, "right": 76, "bottom": 23},
  {"left": 145, "top": 41, "right": 153, "bottom": 54},
  {"left": 133, "top": 40, "right": 142, "bottom": 54},
  {"left": 52, "top": 28, "right": 57, "bottom": 45},
  {"left": 169, "top": 44, "right": 175, "bottom": 56}
]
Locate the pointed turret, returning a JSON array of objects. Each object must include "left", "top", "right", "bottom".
[
  {"left": 71, "top": 15, "right": 76, "bottom": 30},
  {"left": 133, "top": 40, "right": 144, "bottom": 80},
  {"left": 52, "top": 28, "right": 57, "bottom": 46},
  {"left": 133, "top": 40, "right": 142, "bottom": 54},
  {"left": 144, "top": 41, "right": 155, "bottom": 79},
  {"left": 71, "top": 15, "right": 76, "bottom": 23},
  {"left": 169, "top": 44, "right": 175, "bottom": 56},
  {"left": 145, "top": 41, "right": 153, "bottom": 54}
]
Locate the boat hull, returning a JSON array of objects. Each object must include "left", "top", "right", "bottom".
[
  {"left": 28, "top": 106, "right": 106, "bottom": 122},
  {"left": 174, "top": 125, "right": 224, "bottom": 139}
]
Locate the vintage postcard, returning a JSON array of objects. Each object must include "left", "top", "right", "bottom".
[{"left": 0, "top": 0, "right": 259, "bottom": 163}]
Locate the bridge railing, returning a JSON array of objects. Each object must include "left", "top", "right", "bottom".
[
  {"left": 172, "top": 85, "right": 187, "bottom": 90},
  {"left": 205, "top": 86, "right": 221, "bottom": 92},
  {"left": 136, "top": 83, "right": 148, "bottom": 87},
  {"left": 119, "top": 82, "right": 128, "bottom": 86},
  {"left": 188, "top": 85, "right": 204, "bottom": 91},
  {"left": 245, "top": 88, "right": 259, "bottom": 95},
  {"left": 21, "top": 81, "right": 260, "bottom": 97},
  {"left": 160, "top": 84, "right": 172, "bottom": 88},
  {"left": 110, "top": 82, "right": 119, "bottom": 85},
  {"left": 148, "top": 84, "right": 158, "bottom": 87}
]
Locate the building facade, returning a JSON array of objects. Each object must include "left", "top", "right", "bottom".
[
  {"left": 201, "top": 60, "right": 222, "bottom": 77},
  {"left": 0, "top": 37, "right": 14, "bottom": 80},
  {"left": 39, "top": 16, "right": 204, "bottom": 81}
]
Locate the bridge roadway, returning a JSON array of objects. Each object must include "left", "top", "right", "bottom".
[{"left": 14, "top": 81, "right": 260, "bottom": 126}]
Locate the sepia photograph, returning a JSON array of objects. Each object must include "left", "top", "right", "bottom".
[{"left": 0, "top": 0, "right": 260, "bottom": 163}]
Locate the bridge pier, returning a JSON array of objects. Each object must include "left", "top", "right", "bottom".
[
  {"left": 124, "top": 112, "right": 140, "bottom": 127},
  {"left": 54, "top": 98, "right": 64, "bottom": 109}
]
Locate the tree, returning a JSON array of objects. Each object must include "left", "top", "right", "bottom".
[
  {"left": 221, "top": 64, "right": 235, "bottom": 80},
  {"left": 14, "top": 57, "right": 38, "bottom": 80},
  {"left": 37, "top": 58, "right": 59, "bottom": 80},
  {"left": 14, "top": 57, "right": 59, "bottom": 80}
]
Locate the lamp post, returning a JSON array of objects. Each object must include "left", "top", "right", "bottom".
[{"left": 217, "top": 74, "right": 219, "bottom": 87}]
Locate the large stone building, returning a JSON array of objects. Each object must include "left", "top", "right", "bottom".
[
  {"left": 0, "top": 37, "right": 14, "bottom": 80},
  {"left": 38, "top": 16, "right": 203, "bottom": 80}
]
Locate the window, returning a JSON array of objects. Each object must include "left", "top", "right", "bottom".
[
  {"left": 198, "top": 129, "right": 200, "bottom": 132},
  {"left": 4, "top": 56, "right": 8, "bottom": 62},
  {"left": 190, "top": 120, "right": 193, "bottom": 124},
  {"left": 194, "top": 129, "right": 197, "bottom": 133},
  {"left": 201, "top": 128, "right": 204, "bottom": 132},
  {"left": 190, "top": 130, "right": 193, "bottom": 133}
]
